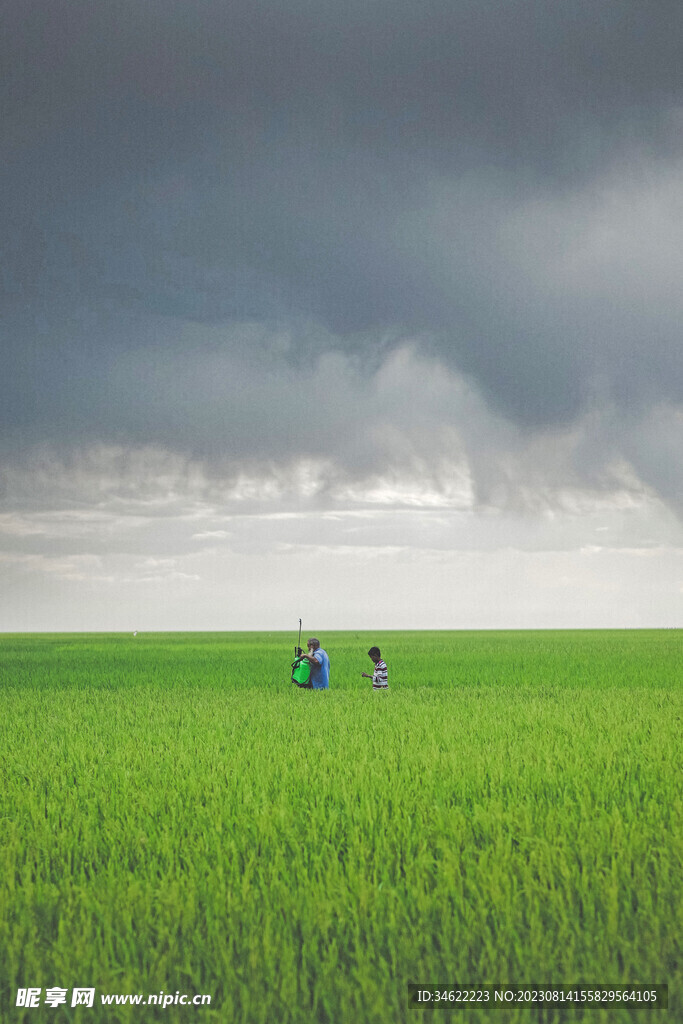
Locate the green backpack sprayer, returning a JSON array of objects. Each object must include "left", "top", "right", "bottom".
[{"left": 291, "top": 618, "right": 311, "bottom": 687}]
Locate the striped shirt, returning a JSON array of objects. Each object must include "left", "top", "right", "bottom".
[{"left": 372, "top": 660, "right": 388, "bottom": 689}]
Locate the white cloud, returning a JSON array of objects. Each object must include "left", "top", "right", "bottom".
[
  {"left": 0, "top": 551, "right": 113, "bottom": 583},
  {"left": 1, "top": 344, "right": 681, "bottom": 629}
]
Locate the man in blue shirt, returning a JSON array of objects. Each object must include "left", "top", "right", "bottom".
[{"left": 299, "top": 637, "right": 330, "bottom": 690}]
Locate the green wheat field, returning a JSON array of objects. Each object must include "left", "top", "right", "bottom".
[{"left": 1, "top": 630, "right": 681, "bottom": 1023}]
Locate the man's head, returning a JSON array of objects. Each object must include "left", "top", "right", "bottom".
[
  {"left": 307, "top": 637, "right": 320, "bottom": 651},
  {"left": 368, "top": 646, "right": 381, "bottom": 663}
]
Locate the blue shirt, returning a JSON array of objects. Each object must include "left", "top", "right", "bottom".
[{"left": 310, "top": 648, "right": 330, "bottom": 689}]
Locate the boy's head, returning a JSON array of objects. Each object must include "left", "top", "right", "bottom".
[{"left": 368, "top": 646, "right": 381, "bottom": 663}]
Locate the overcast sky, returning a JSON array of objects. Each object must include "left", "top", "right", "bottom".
[{"left": 2, "top": 0, "right": 682, "bottom": 630}]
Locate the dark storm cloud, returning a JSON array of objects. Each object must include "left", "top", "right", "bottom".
[{"left": 2, "top": 0, "right": 682, "bottom": 451}]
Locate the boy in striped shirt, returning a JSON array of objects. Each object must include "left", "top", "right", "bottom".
[{"left": 362, "top": 647, "right": 388, "bottom": 689}]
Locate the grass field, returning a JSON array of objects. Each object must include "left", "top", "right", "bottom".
[{"left": 1, "top": 630, "right": 681, "bottom": 1023}]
